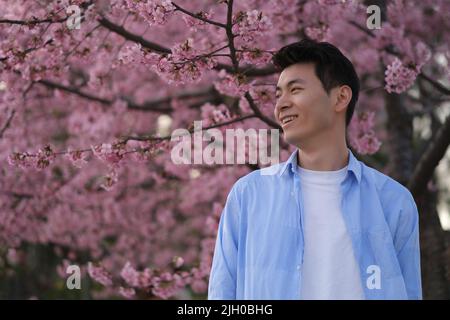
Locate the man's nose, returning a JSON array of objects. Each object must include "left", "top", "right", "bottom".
[{"left": 275, "top": 98, "right": 293, "bottom": 115}]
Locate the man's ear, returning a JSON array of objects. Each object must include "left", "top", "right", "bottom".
[{"left": 334, "top": 85, "right": 352, "bottom": 113}]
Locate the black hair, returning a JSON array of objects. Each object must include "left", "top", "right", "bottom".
[{"left": 272, "top": 39, "right": 360, "bottom": 127}]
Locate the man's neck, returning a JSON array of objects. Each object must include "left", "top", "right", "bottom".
[{"left": 297, "top": 143, "right": 349, "bottom": 171}]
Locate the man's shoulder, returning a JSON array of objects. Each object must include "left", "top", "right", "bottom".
[
  {"left": 361, "top": 162, "right": 415, "bottom": 206},
  {"left": 361, "top": 163, "right": 419, "bottom": 238},
  {"left": 230, "top": 161, "right": 285, "bottom": 193},
  {"left": 237, "top": 162, "right": 285, "bottom": 182}
]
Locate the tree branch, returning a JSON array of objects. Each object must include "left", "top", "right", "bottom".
[
  {"left": 171, "top": 2, "right": 227, "bottom": 29},
  {"left": 0, "top": 190, "right": 34, "bottom": 199},
  {"left": 0, "top": 17, "right": 67, "bottom": 25},
  {"left": 348, "top": 20, "right": 450, "bottom": 96},
  {"left": 221, "top": 0, "right": 280, "bottom": 130},
  {"left": 123, "top": 113, "right": 258, "bottom": 142},
  {"left": 418, "top": 73, "right": 450, "bottom": 96},
  {"left": 97, "top": 15, "right": 238, "bottom": 72},
  {"left": 225, "top": 0, "right": 239, "bottom": 70},
  {"left": 408, "top": 113, "right": 450, "bottom": 199},
  {"left": 97, "top": 16, "right": 171, "bottom": 54},
  {"left": 37, "top": 79, "right": 221, "bottom": 113},
  {"left": 0, "top": 110, "right": 16, "bottom": 139},
  {"left": 244, "top": 92, "right": 281, "bottom": 129},
  {"left": 37, "top": 79, "right": 112, "bottom": 105},
  {"left": 121, "top": 86, "right": 219, "bottom": 112}
]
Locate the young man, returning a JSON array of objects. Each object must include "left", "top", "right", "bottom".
[{"left": 208, "top": 39, "right": 422, "bottom": 300}]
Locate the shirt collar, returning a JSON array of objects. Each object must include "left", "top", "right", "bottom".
[{"left": 278, "top": 148, "right": 362, "bottom": 184}]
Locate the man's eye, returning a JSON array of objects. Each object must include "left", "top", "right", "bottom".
[{"left": 291, "top": 87, "right": 302, "bottom": 93}]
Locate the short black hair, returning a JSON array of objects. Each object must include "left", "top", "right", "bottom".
[{"left": 272, "top": 39, "right": 359, "bottom": 127}]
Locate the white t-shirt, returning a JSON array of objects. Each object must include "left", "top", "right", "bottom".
[{"left": 298, "top": 165, "right": 365, "bottom": 300}]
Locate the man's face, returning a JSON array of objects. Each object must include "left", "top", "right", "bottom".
[{"left": 274, "top": 63, "right": 340, "bottom": 148}]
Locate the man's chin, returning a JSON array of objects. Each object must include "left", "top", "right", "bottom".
[{"left": 283, "top": 130, "right": 304, "bottom": 146}]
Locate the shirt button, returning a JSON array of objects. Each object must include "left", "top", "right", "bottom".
[
  {"left": 291, "top": 191, "right": 294, "bottom": 196},
  {"left": 296, "top": 265, "right": 301, "bottom": 270}
]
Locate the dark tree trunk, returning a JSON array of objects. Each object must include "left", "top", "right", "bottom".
[
  {"left": 385, "top": 93, "right": 414, "bottom": 185},
  {"left": 385, "top": 92, "right": 450, "bottom": 299},
  {"left": 417, "top": 188, "right": 450, "bottom": 299}
]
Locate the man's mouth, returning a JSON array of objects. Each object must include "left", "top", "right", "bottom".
[{"left": 280, "top": 115, "right": 298, "bottom": 125}]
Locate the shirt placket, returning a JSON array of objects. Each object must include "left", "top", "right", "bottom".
[{"left": 291, "top": 168, "right": 305, "bottom": 299}]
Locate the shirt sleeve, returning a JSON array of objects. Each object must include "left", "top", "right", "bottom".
[
  {"left": 394, "top": 190, "right": 423, "bottom": 300},
  {"left": 208, "top": 181, "right": 242, "bottom": 300}
]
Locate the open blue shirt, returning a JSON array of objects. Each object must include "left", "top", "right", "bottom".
[{"left": 208, "top": 148, "right": 422, "bottom": 300}]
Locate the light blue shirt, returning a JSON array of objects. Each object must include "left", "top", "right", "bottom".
[{"left": 208, "top": 148, "right": 422, "bottom": 300}]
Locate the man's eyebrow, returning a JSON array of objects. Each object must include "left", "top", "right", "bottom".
[{"left": 275, "top": 78, "right": 306, "bottom": 91}]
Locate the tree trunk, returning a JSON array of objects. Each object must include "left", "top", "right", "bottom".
[
  {"left": 417, "top": 187, "right": 450, "bottom": 299},
  {"left": 385, "top": 92, "right": 450, "bottom": 299},
  {"left": 385, "top": 93, "right": 413, "bottom": 185}
]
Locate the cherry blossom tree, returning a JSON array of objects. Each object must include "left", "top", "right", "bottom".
[{"left": 0, "top": 0, "right": 449, "bottom": 299}]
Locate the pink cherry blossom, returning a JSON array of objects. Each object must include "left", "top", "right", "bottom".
[
  {"left": 88, "top": 262, "right": 113, "bottom": 287},
  {"left": 124, "top": 0, "right": 175, "bottom": 26},
  {"left": 100, "top": 168, "right": 119, "bottom": 191},
  {"left": 201, "top": 102, "right": 233, "bottom": 126},
  {"left": 232, "top": 10, "right": 272, "bottom": 42},
  {"left": 152, "top": 53, "right": 217, "bottom": 85},
  {"left": 214, "top": 69, "right": 251, "bottom": 97},
  {"left": 120, "top": 262, "right": 153, "bottom": 288},
  {"left": 119, "top": 287, "right": 136, "bottom": 299},
  {"left": 384, "top": 57, "right": 418, "bottom": 94},
  {"left": 182, "top": 10, "right": 214, "bottom": 32},
  {"left": 65, "top": 148, "right": 88, "bottom": 168},
  {"left": 237, "top": 47, "right": 273, "bottom": 66},
  {"left": 173, "top": 256, "right": 184, "bottom": 268},
  {"left": 91, "top": 142, "right": 125, "bottom": 166},
  {"left": 348, "top": 111, "right": 382, "bottom": 155},
  {"left": 7, "top": 152, "right": 34, "bottom": 169}
]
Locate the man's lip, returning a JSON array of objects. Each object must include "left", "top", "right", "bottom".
[
  {"left": 280, "top": 116, "right": 298, "bottom": 128},
  {"left": 279, "top": 114, "right": 299, "bottom": 125}
]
